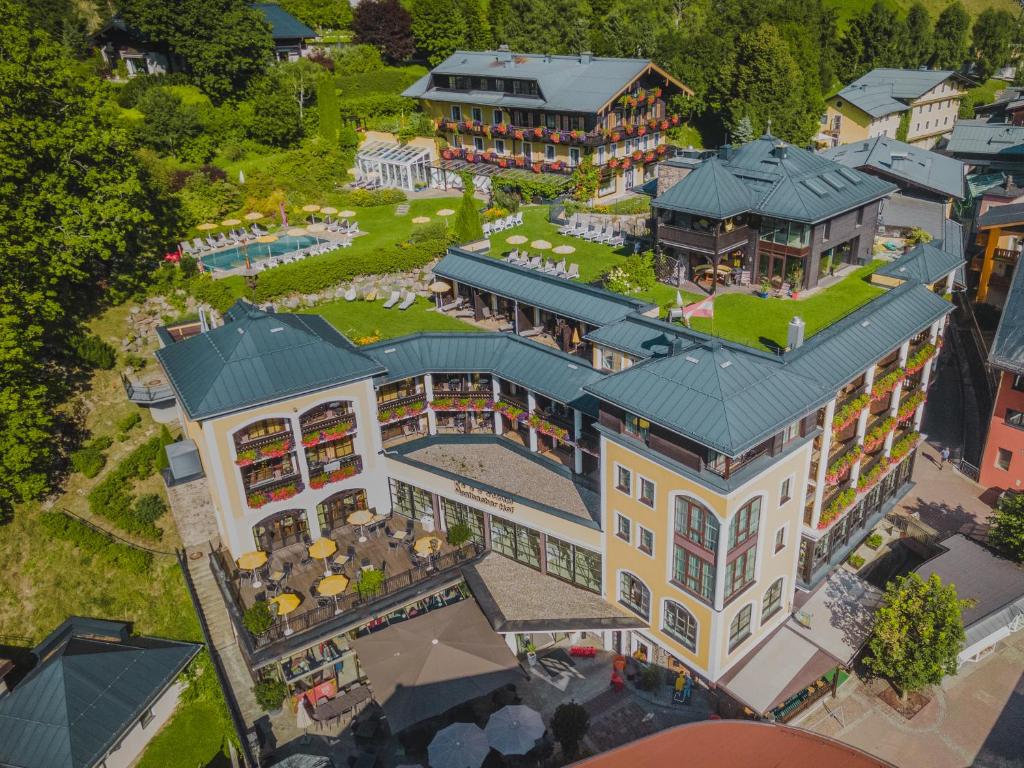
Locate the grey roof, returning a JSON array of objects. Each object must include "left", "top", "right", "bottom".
[
  {"left": 365, "top": 332, "right": 602, "bottom": 412},
  {"left": 166, "top": 439, "right": 203, "bottom": 481},
  {"left": 946, "top": 119, "right": 1024, "bottom": 160},
  {"left": 402, "top": 50, "right": 667, "bottom": 113},
  {"left": 989, "top": 256, "right": 1024, "bottom": 373},
  {"left": 653, "top": 156, "right": 755, "bottom": 218},
  {"left": 656, "top": 135, "right": 895, "bottom": 224},
  {"left": 433, "top": 248, "right": 655, "bottom": 326},
  {"left": 977, "top": 200, "right": 1024, "bottom": 228},
  {"left": 878, "top": 193, "right": 947, "bottom": 240},
  {"left": 916, "top": 535, "right": 1024, "bottom": 649},
  {"left": 875, "top": 242, "right": 964, "bottom": 286},
  {"left": 252, "top": 3, "right": 315, "bottom": 39},
  {"left": 585, "top": 338, "right": 831, "bottom": 456},
  {"left": 0, "top": 618, "right": 199, "bottom": 768},
  {"left": 821, "top": 136, "right": 965, "bottom": 200},
  {"left": 834, "top": 68, "right": 956, "bottom": 118},
  {"left": 157, "top": 300, "right": 384, "bottom": 421},
  {"left": 585, "top": 314, "right": 705, "bottom": 359}
]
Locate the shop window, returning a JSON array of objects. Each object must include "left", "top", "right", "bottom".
[
  {"left": 663, "top": 600, "right": 698, "bottom": 651},
  {"left": 490, "top": 516, "right": 540, "bottom": 568},
  {"left": 441, "top": 498, "right": 485, "bottom": 544},
  {"left": 545, "top": 536, "right": 602, "bottom": 593},
  {"left": 729, "top": 604, "right": 753, "bottom": 651},
  {"left": 391, "top": 478, "right": 433, "bottom": 520}
]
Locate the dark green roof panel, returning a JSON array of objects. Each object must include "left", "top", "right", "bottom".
[
  {"left": 653, "top": 157, "right": 754, "bottom": 218},
  {"left": 252, "top": 3, "right": 315, "bottom": 39},
  {"left": 875, "top": 242, "right": 964, "bottom": 285}
]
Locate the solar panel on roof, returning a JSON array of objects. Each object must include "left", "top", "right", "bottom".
[
  {"left": 836, "top": 167, "right": 861, "bottom": 184},
  {"left": 821, "top": 174, "right": 847, "bottom": 191},
  {"left": 803, "top": 178, "right": 829, "bottom": 195}
]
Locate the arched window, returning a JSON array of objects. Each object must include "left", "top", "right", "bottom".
[
  {"left": 673, "top": 496, "right": 719, "bottom": 551},
  {"left": 672, "top": 496, "right": 719, "bottom": 605},
  {"left": 618, "top": 572, "right": 650, "bottom": 619},
  {"left": 728, "top": 604, "right": 753, "bottom": 652},
  {"left": 728, "top": 497, "right": 761, "bottom": 550},
  {"left": 762, "top": 577, "right": 784, "bottom": 622},
  {"left": 725, "top": 497, "right": 761, "bottom": 601},
  {"left": 663, "top": 600, "right": 698, "bottom": 652}
]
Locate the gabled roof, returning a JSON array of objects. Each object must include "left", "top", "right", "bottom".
[
  {"left": 402, "top": 50, "right": 689, "bottom": 113},
  {"left": 653, "top": 156, "right": 754, "bottom": 218},
  {"left": 977, "top": 200, "right": 1024, "bottom": 229},
  {"left": 252, "top": 3, "right": 315, "bottom": 39},
  {"left": 585, "top": 313, "right": 705, "bottom": 359},
  {"left": 989, "top": 256, "right": 1024, "bottom": 374},
  {"left": 874, "top": 242, "right": 964, "bottom": 286},
  {"left": 364, "top": 332, "right": 602, "bottom": 413},
  {"left": 946, "top": 119, "right": 1024, "bottom": 160},
  {"left": 0, "top": 618, "right": 199, "bottom": 768},
  {"left": 878, "top": 193, "right": 946, "bottom": 239},
  {"left": 156, "top": 300, "right": 384, "bottom": 420},
  {"left": 834, "top": 68, "right": 958, "bottom": 118},
  {"left": 433, "top": 248, "right": 655, "bottom": 326},
  {"left": 585, "top": 338, "right": 830, "bottom": 456},
  {"left": 821, "top": 136, "right": 965, "bottom": 200}
]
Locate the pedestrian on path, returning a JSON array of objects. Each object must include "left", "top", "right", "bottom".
[{"left": 940, "top": 446, "right": 950, "bottom": 469}]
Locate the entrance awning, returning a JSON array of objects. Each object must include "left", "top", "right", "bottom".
[{"left": 350, "top": 600, "right": 525, "bottom": 733}]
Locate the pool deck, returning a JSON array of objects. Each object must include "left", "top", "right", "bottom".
[{"left": 201, "top": 230, "right": 362, "bottom": 278}]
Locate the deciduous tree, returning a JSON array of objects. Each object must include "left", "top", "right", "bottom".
[
  {"left": 410, "top": 0, "right": 467, "bottom": 66},
  {"left": 551, "top": 702, "right": 589, "bottom": 759},
  {"left": 972, "top": 8, "right": 1018, "bottom": 82},
  {"left": 278, "top": 0, "right": 352, "bottom": 30},
  {"left": 931, "top": 1, "right": 970, "bottom": 70},
  {"left": 353, "top": 0, "right": 415, "bottom": 64},
  {"left": 838, "top": 0, "right": 907, "bottom": 80},
  {"left": 990, "top": 491, "right": 1024, "bottom": 561},
  {"left": 903, "top": 2, "right": 932, "bottom": 69}
]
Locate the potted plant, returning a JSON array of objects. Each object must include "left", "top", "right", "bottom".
[
  {"left": 759, "top": 277, "right": 771, "bottom": 298},
  {"left": 243, "top": 600, "right": 274, "bottom": 636},
  {"left": 446, "top": 521, "right": 473, "bottom": 546},
  {"left": 525, "top": 640, "right": 538, "bottom": 666},
  {"left": 253, "top": 677, "right": 288, "bottom": 713},
  {"left": 789, "top": 265, "right": 804, "bottom": 298}
]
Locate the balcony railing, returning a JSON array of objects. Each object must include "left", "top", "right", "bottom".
[
  {"left": 657, "top": 224, "right": 751, "bottom": 254},
  {"left": 235, "top": 428, "right": 292, "bottom": 452},
  {"left": 377, "top": 394, "right": 428, "bottom": 424},
  {"left": 433, "top": 385, "right": 493, "bottom": 396},
  {"left": 301, "top": 414, "right": 356, "bottom": 447},
  {"left": 301, "top": 410, "right": 354, "bottom": 434},
  {"left": 308, "top": 454, "right": 363, "bottom": 489},
  {"left": 436, "top": 113, "right": 680, "bottom": 147}
]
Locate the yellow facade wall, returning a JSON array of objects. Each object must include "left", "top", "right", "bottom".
[{"left": 824, "top": 98, "right": 872, "bottom": 145}]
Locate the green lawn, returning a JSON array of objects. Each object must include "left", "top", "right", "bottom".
[
  {"left": 685, "top": 261, "right": 885, "bottom": 351},
  {"left": 136, "top": 699, "right": 227, "bottom": 768},
  {"left": 305, "top": 295, "right": 480, "bottom": 341},
  {"left": 966, "top": 77, "right": 1008, "bottom": 109}
]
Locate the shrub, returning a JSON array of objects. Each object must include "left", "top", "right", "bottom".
[
  {"left": 848, "top": 553, "right": 865, "bottom": 569},
  {"left": 134, "top": 494, "right": 168, "bottom": 526},
  {"left": 243, "top": 600, "right": 274, "bottom": 635},
  {"left": 117, "top": 412, "right": 142, "bottom": 435},
  {"left": 188, "top": 274, "right": 243, "bottom": 313},
  {"left": 637, "top": 664, "right": 660, "bottom": 691},
  {"left": 87, "top": 437, "right": 166, "bottom": 538},
  {"left": 492, "top": 175, "right": 571, "bottom": 202},
  {"left": 445, "top": 522, "right": 473, "bottom": 546},
  {"left": 115, "top": 72, "right": 191, "bottom": 108},
  {"left": 604, "top": 251, "right": 655, "bottom": 295},
  {"left": 357, "top": 568, "right": 385, "bottom": 597},
  {"left": 492, "top": 187, "right": 520, "bottom": 213},
  {"left": 155, "top": 425, "right": 175, "bottom": 471},
  {"left": 334, "top": 187, "right": 406, "bottom": 207},
  {"left": 333, "top": 44, "right": 385, "bottom": 74},
  {"left": 70, "top": 443, "right": 107, "bottom": 478},
  {"left": 551, "top": 702, "right": 589, "bottom": 759},
  {"left": 866, "top": 533, "right": 883, "bottom": 550},
  {"left": 73, "top": 334, "right": 117, "bottom": 370},
  {"left": 121, "top": 352, "right": 148, "bottom": 369},
  {"left": 39, "top": 512, "right": 152, "bottom": 574},
  {"left": 253, "top": 677, "right": 288, "bottom": 711}
]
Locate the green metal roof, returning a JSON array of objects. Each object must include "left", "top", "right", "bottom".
[
  {"left": 989, "top": 255, "right": 1024, "bottom": 374},
  {"left": 252, "top": 3, "right": 315, "bottom": 39},
  {"left": 821, "top": 136, "right": 965, "bottom": 200},
  {"left": 0, "top": 618, "right": 199, "bottom": 768},
  {"left": 156, "top": 300, "right": 384, "bottom": 420},
  {"left": 585, "top": 314, "right": 704, "bottom": 359},
  {"left": 365, "top": 332, "right": 603, "bottom": 413},
  {"left": 402, "top": 51, "right": 659, "bottom": 113},
  {"left": 653, "top": 156, "right": 755, "bottom": 218},
  {"left": 977, "top": 201, "right": 1024, "bottom": 228},
  {"left": 833, "top": 69, "right": 957, "bottom": 118},
  {"left": 433, "top": 248, "right": 655, "bottom": 326},
  {"left": 946, "top": 119, "right": 1024, "bottom": 160},
  {"left": 875, "top": 242, "right": 964, "bottom": 285},
  {"left": 585, "top": 339, "right": 830, "bottom": 456}
]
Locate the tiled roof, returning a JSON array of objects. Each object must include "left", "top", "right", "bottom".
[
  {"left": 365, "top": 332, "right": 603, "bottom": 412},
  {"left": 402, "top": 51, "right": 686, "bottom": 113},
  {"left": 252, "top": 3, "right": 315, "bottom": 39},
  {"left": 433, "top": 248, "right": 655, "bottom": 326},
  {"left": 653, "top": 156, "right": 755, "bottom": 218},
  {"left": 821, "top": 136, "right": 965, "bottom": 200},
  {"left": 156, "top": 300, "right": 384, "bottom": 420},
  {"left": 0, "top": 618, "right": 199, "bottom": 768},
  {"left": 989, "top": 257, "right": 1024, "bottom": 373},
  {"left": 834, "top": 68, "right": 957, "bottom": 118},
  {"left": 945, "top": 119, "right": 1024, "bottom": 160},
  {"left": 875, "top": 242, "right": 964, "bottom": 286}
]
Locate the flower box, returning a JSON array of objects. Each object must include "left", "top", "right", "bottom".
[
  {"left": 611, "top": 132, "right": 621, "bottom": 142},
  {"left": 863, "top": 417, "right": 895, "bottom": 453},
  {"left": 832, "top": 393, "right": 869, "bottom": 433},
  {"left": 378, "top": 399, "right": 426, "bottom": 424},
  {"left": 269, "top": 483, "right": 300, "bottom": 502},
  {"left": 671, "top": 115, "right": 680, "bottom": 125},
  {"left": 644, "top": 151, "right": 656, "bottom": 163},
  {"left": 608, "top": 158, "right": 619, "bottom": 169},
  {"left": 818, "top": 488, "right": 856, "bottom": 529},
  {"left": 533, "top": 127, "right": 544, "bottom": 138},
  {"left": 431, "top": 396, "right": 493, "bottom": 412},
  {"left": 904, "top": 343, "right": 937, "bottom": 376},
  {"left": 631, "top": 150, "right": 643, "bottom": 161},
  {"left": 302, "top": 426, "right": 352, "bottom": 447},
  {"left": 527, "top": 413, "right": 569, "bottom": 441},
  {"left": 235, "top": 438, "right": 292, "bottom": 465},
  {"left": 514, "top": 130, "right": 524, "bottom": 140},
  {"left": 825, "top": 447, "right": 861, "bottom": 486},
  {"left": 309, "top": 464, "right": 359, "bottom": 489},
  {"left": 871, "top": 368, "right": 906, "bottom": 401},
  {"left": 532, "top": 162, "right": 542, "bottom": 173},
  {"left": 550, "top": 133, "right": 560, "bottom": 143},
  {"left": 495, "top": 400, "right": 525, "bottom": 420},
  {"left": 897, "top": 391, "right": 926, "bottom": 424},
  {"left": 660, "top": 120, "right": 669, "bottom": 130},
  {"left": 656, "top": 144, "right": 667, "bottom": 155},
  {"left": 889, "top": 431, "right": 920, "bottom": 462}
]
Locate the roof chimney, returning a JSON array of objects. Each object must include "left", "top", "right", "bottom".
[
  {"left": 669, "top": 337, "right": 686, "bottom": 356},
  {"left": 772, "top": 142, "right": 789, "bottom": 160},
  {"left": 787, "top": 316, "right": 805, "bottom": 350},
  {"left": 719, "top": 144, "right": 733, "bottom": 161},
  {"left": 580, "top": 51, "right": 592, "bottom": 64}
]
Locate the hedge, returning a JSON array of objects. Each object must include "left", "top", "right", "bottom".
[
  {"left": 87, "top": 436, "right": 169, "bottom": 539},
  {"left": 253, "top": 236, "right": 450, "bottom": 301},
  {"left": 40, "top": 512, "right": 153, "bottom": 574}
]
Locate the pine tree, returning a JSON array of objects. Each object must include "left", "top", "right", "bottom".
[
  {"left": 731, "top": 114, "right": 754, "bottom": 144},
  {"left": 452, "top": 174, "right": 484, "bottom": 243}
]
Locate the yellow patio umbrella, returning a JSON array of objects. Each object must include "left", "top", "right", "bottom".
[
  {"left": 197, "top": 222, "right": 217, "bottom": 231},
  {"left": 256, "top": 234, "right": 278, "bottom": 243},
  {"left": 318, "top": 574, "right": 350, "bottom": 615},
  {"left": 307, "top": 222, "right": 327, "bottom": 233},
  {"left": 571, "top": 327, "right": 581, "bottom": 346},
  {"left": 321, "top": 206, "right": 338, "bottom": 214},
  {"left": 221, "top": 218, "right": 242, "bottom": 227},
  {"left": 414, "top": 535, "right": 443, "bottom": 556},
  {"left": 308, "top": 537, "right": 338, "bottom": 576},
  {"left": 244, "top": 211, "right": 264, "bottom": 221},
  {"left": 286, "top": 227, "right": 307, "bottom": 236},
  {"left": 237, "top": 550, "right": 268, "bottom": 588},
  {"left": 339, "top": 210, "right": 357, "bottom": 218},
  {"left": 436, "top": 208, "right": 456, "bottom": 217},
  {"left": 270, "top": 592, "right": 301, "bottom": 636},
  {"left": 302, "top": 204, "right": 322, "bottom": 213}
]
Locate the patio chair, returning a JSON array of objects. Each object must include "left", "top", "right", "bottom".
[
  {"left": 347, "top": 544, "right": 357, "bottom": 560},
  {"left": 511, "top": 251, "right": 527, "bottom": 266},
  {"left": 191, "top": 237, "right": 208, "bottom": 253},
  {"left": 205, "top": 236, "right": 218, "bottom": 249},
  {"left": 383, "top": 290, "right": 401, "bottom": 309},
  {"left": 565, "top": 263, "right": 580, "bottom": 279},
  {"left": 606, "top": 230, "right": 625, "bottom": 247},
  {"left": 541, "top": 259, "right": 557, "bottom": 274},
  {"left": 179, "top": 241, "right": 195, "bottom": 256},
  {"left": 504, "top": 249, "right": 519, "bottom": 263},
  {"left": 398, "top": 292, "right": 416, "bottom": 310},
  {"left": 481, "top": 306, "right": 492, "bottom": 319},
  {"left": 349, "top": 222, "right": 361, "bottom": 235},
  {"left": 340, "top": 237, "right": 353, "bottom": 248},
  {"left": 527, "top": 256, "right": 542, "bottom": 269},
  {"left": 552, "top": 259, "right": 567, "bottom": 277}
]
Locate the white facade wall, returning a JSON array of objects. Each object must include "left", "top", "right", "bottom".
[{"left": 98, "top": 681, "right": 183, "bottom": 768}]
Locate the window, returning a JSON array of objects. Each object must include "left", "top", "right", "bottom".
[
  {"left": 638, "top": 527, "right": 654, "bottom": 555},
  {"left": 139, "top": 708, "right": 155, "bottom": 728},
  {"left": 491, "top": 517, "right": 541, "bottom": 568},
  {"left": 546, "top": 536, "right": 602, "bottom": 592},
  {"left": 856, "top": 207, "right": 864, "bottom": 226},
  {"left": 441, "top": 498, "right": 486, "bottom": 544},
  {"left": 774, "top": 526, "right": 786, "bottom": 553},
  {"left": 597, "top": 146, "right": 605, "bottom": 164},
  {"left": 728, "top": 498, "right": 761, "bottom": 550},
  {"left": 600, "top": 349, "right": 616, "bottom": 370},
  {"left": 1014, "top": 374, "right": 1024, "bottom": 392},
  {"left": 624, "top": 413, "right": 649, "bottom": 441},
  {"left": 674, "top": 497, "right": 719, "bottom": 551},
  {"left": 672, "top": 545, "right": 715, "bottom": 602},
  {"left": 569, "top": 147, "right": 580, "bottom": 166},
  {"left": 471, "top": 107, "right": 483, "bottom": 123},
  {"left": 619, "top": 572, "right": 650, "bottom": 618},
  {"left": 616, "top": 465, "right": 632, "bottom": 494},
  {"left": 616, "top": 512, "right": 631, "bottom": 542},
  {"left": 450, "top": 106, "right": 462, "bottom": 121},
  {"left": 473, "top": 136, "right": 485, "bottom": 151},
  {"left": 725, "top": 550, "right": 756, "bottom": 599},
  {"left": 729, "top": 604, "right": 753, "bottom": 651},
  {"left": 762, "top": 578, "right": 784, "bottom": 622},
  {"left": 779, "top": 478, "right": 791, "bottom": 504},
  {"left": 663, "top": 601, "right": 698, "bottom": 651},
  {"left": 782, "top": 419, "right": 800, "bottom": 445},
  {"left": 494, "top": 79, "right": 504, "bottom": 92},
  {"left": 495, "top": 139, "right": 506, "bottom": 155},
  {"left": 522, "top": 141, "right": 532, "bottom": 160},
  {"left": 997, "top": 448, "right": 1013, "bottom": 470},
  {"left": 1007, "top": 409, "right": 1024, "bottom": 428},
  {"left": 545, "top": 144, "right": 556, "bottom": 161},
  {"left": 823, "top": 220, "right": 831, "bottom": 242},
  {"left": 493, "top": 109, "right": 504, "bottom": 124},
  {"left": 639, "top": 477, "right": 655, "bottom": 506}
]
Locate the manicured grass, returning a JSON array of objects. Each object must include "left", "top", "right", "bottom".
[
  {"left": 306, "top": 295, "right": 480, "bottom": 342},
  {"left": 686, "top": 261, "right": 885, "bottom": 351},
  {"left": 136, "top": 700, "right": 227, "bottom": 768},
  {"left": 966, "top": 78, "right": 1008, "bottom": 109},
  {"left": 669, "top": 123, "right": 704, "bottom": 149}
]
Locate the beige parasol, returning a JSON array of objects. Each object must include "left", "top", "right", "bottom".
[
  {"left": 413, "top": 536, "right": 443, "bottom": 556},
  {"left": 530, "top": 240, "right": 552, "bottom": 250},
  {"left": 339, "top": 210, "right": 357, "bottom": 218},
  {"left": 302, "top": 204, "right": 321, "bottom": 213},
  {"left": 506, "top": 235, "right": 527, "bottom": 245},
  {"left": 552, "top": 245, "right": 576, "bottom": 255},
  {"left": 221, "top": 218, "right": 242, "bottom": 226},
  {"left": 244, "top": 211, "right": 264, "bottom": 221},
  {"left": 436, "top": 208, "right": 456, "bottom": 217},
  {"left": 321, "top": 206, "right": 338, "bottom": 214},
  {"left": 412, "top": 216, "right": 431, "bottom": 224},
  {"left": 286, "top": 227, "right": 307, "bottom": 236},
  {"left": 256, "top": 234, "right": 278, "bottom": 243},
  {"left": 196, "top": 222, "right": 217, "bottom": 231},
  {"left": 429, "top": 280, "right": 452, "bottom": 293},
  {"left": 307, "top": 222, "right": 327, "bottom": 233}
]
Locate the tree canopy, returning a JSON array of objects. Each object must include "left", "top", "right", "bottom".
[
  {"left": 931, "top": 1, "right": 970, "bottom": 70},
  {"left": 353, "top": 0, "right": 415, "bottom": 64},
  {"left": 990, "top": 491, "right": 1024, "bottom": 562},
  {"left": 971, "top": 8, "right": 1018, "bottom": 82}
]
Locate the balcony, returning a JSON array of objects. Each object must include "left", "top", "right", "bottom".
[
  {"left": 377, "top": 394, "right": 427, "bottom": 425},
  {"left": 308, "top": 454, "right": 363, "bottom": 490},
  {"left": 436, "top": 112, "right": 680, "bottom": 148},
  {"left": 301, "top": 414, "right": 356, "bottom": 447},
  {"left": 246, "top": 474, "right": 302, "bottom": 509},
  {"left": 433, "top": 384, "right": 494, "bottom": 397},
  {"left": 657, "top": 224, "right": 752, "bottom": 254}
]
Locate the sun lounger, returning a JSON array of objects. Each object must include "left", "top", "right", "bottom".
[
  {"left": 191, "top": 237, "right": 208, "bottom": 252},
  {"left": 527, "top": 256, "right": 542, "bottom": 269},
  {"left": 440, "top": 298, "right": 463, "bottom": 311},
  {"left": 383, "top": 291, "right": 401, "bottom": 309},
  {"left": 398, "top": 292, "right": 416, "bottom": 310},
  {"left": 339, "top": 237, "right": 352, "bottom": 248},
  {"left": 553, "top": 259, "right": 567, "bottom": 277},
  {"left": 565, "top": 263, "right": 580, "bottom": 279},
  {"left": 512, "top": 211, "right": 523, "bottom": 226},
  {"left": 344, "top": 287, "right": 357, "bottom": 301},
  {"left": 483, "top": 222, "right": 493, "bottom": 237},
  {"left": 179, "top": 241, "right": 194, "bottom": 256},
  {"left": 559, "top": 215, "right": 579, "bottom": 235},
  {"left": 607, "top": 231, "right": 625, "bottom": 247},
  {"left": 519, "top": 327, "right": 542, "bottom": 338}
]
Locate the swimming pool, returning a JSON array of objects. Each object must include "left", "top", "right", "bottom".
[{"left": 200, "top": 235, "right": 319, "bottom": 271}]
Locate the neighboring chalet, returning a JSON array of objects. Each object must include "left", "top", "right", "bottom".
[
  {"left": 946, "top": 119, "right": 1024, "bottom": 175},
  {"left": 401, "top": 48, "right": 692, "bottom": 199},
  {"left": 822, "top": 68, "right": 967, "bottom": 148},
  {"left": 972, "top": 85, "right": 1024, "bottom": 125},
  {"left": 0, "top": 617, "right": 199, "bottom": 768},
  {"left": 94, "top": 4, "right": 314, "bottom": 75},
  {"left": 652, "top": 134, "right": 895, "bottom": 291}
]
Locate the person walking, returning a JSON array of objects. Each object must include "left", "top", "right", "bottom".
[{"left": 939, "top": 446, "right": 950, "bottom": 469}]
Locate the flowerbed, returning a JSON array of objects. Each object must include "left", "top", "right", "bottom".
[
  {"left": 378, "top": 399, "right": 426, "bottom": 424},
  {"left": 235, "top": 437, "right": 292, "bottom": 466}
]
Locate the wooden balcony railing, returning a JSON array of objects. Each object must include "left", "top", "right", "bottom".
[
  {"left": 436, "top": 113, "right": 680, "bottom": 147},
  {"left": 301, "top": 410, "right": 355, "bottom": 434},
  {"left": 235, "top": 427, "right": 292, "bottom": 451},
  {"left": 657, "top": 224, "right": 751, "bottom": 254}
]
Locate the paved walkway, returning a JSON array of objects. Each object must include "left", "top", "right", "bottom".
[{"left": 800, "top": 631, "right": 1024, "bottom": 768}]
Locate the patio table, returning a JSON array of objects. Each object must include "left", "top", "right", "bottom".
[{"left": 312, "top": 685, "right": 371, "bottom": 723}]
